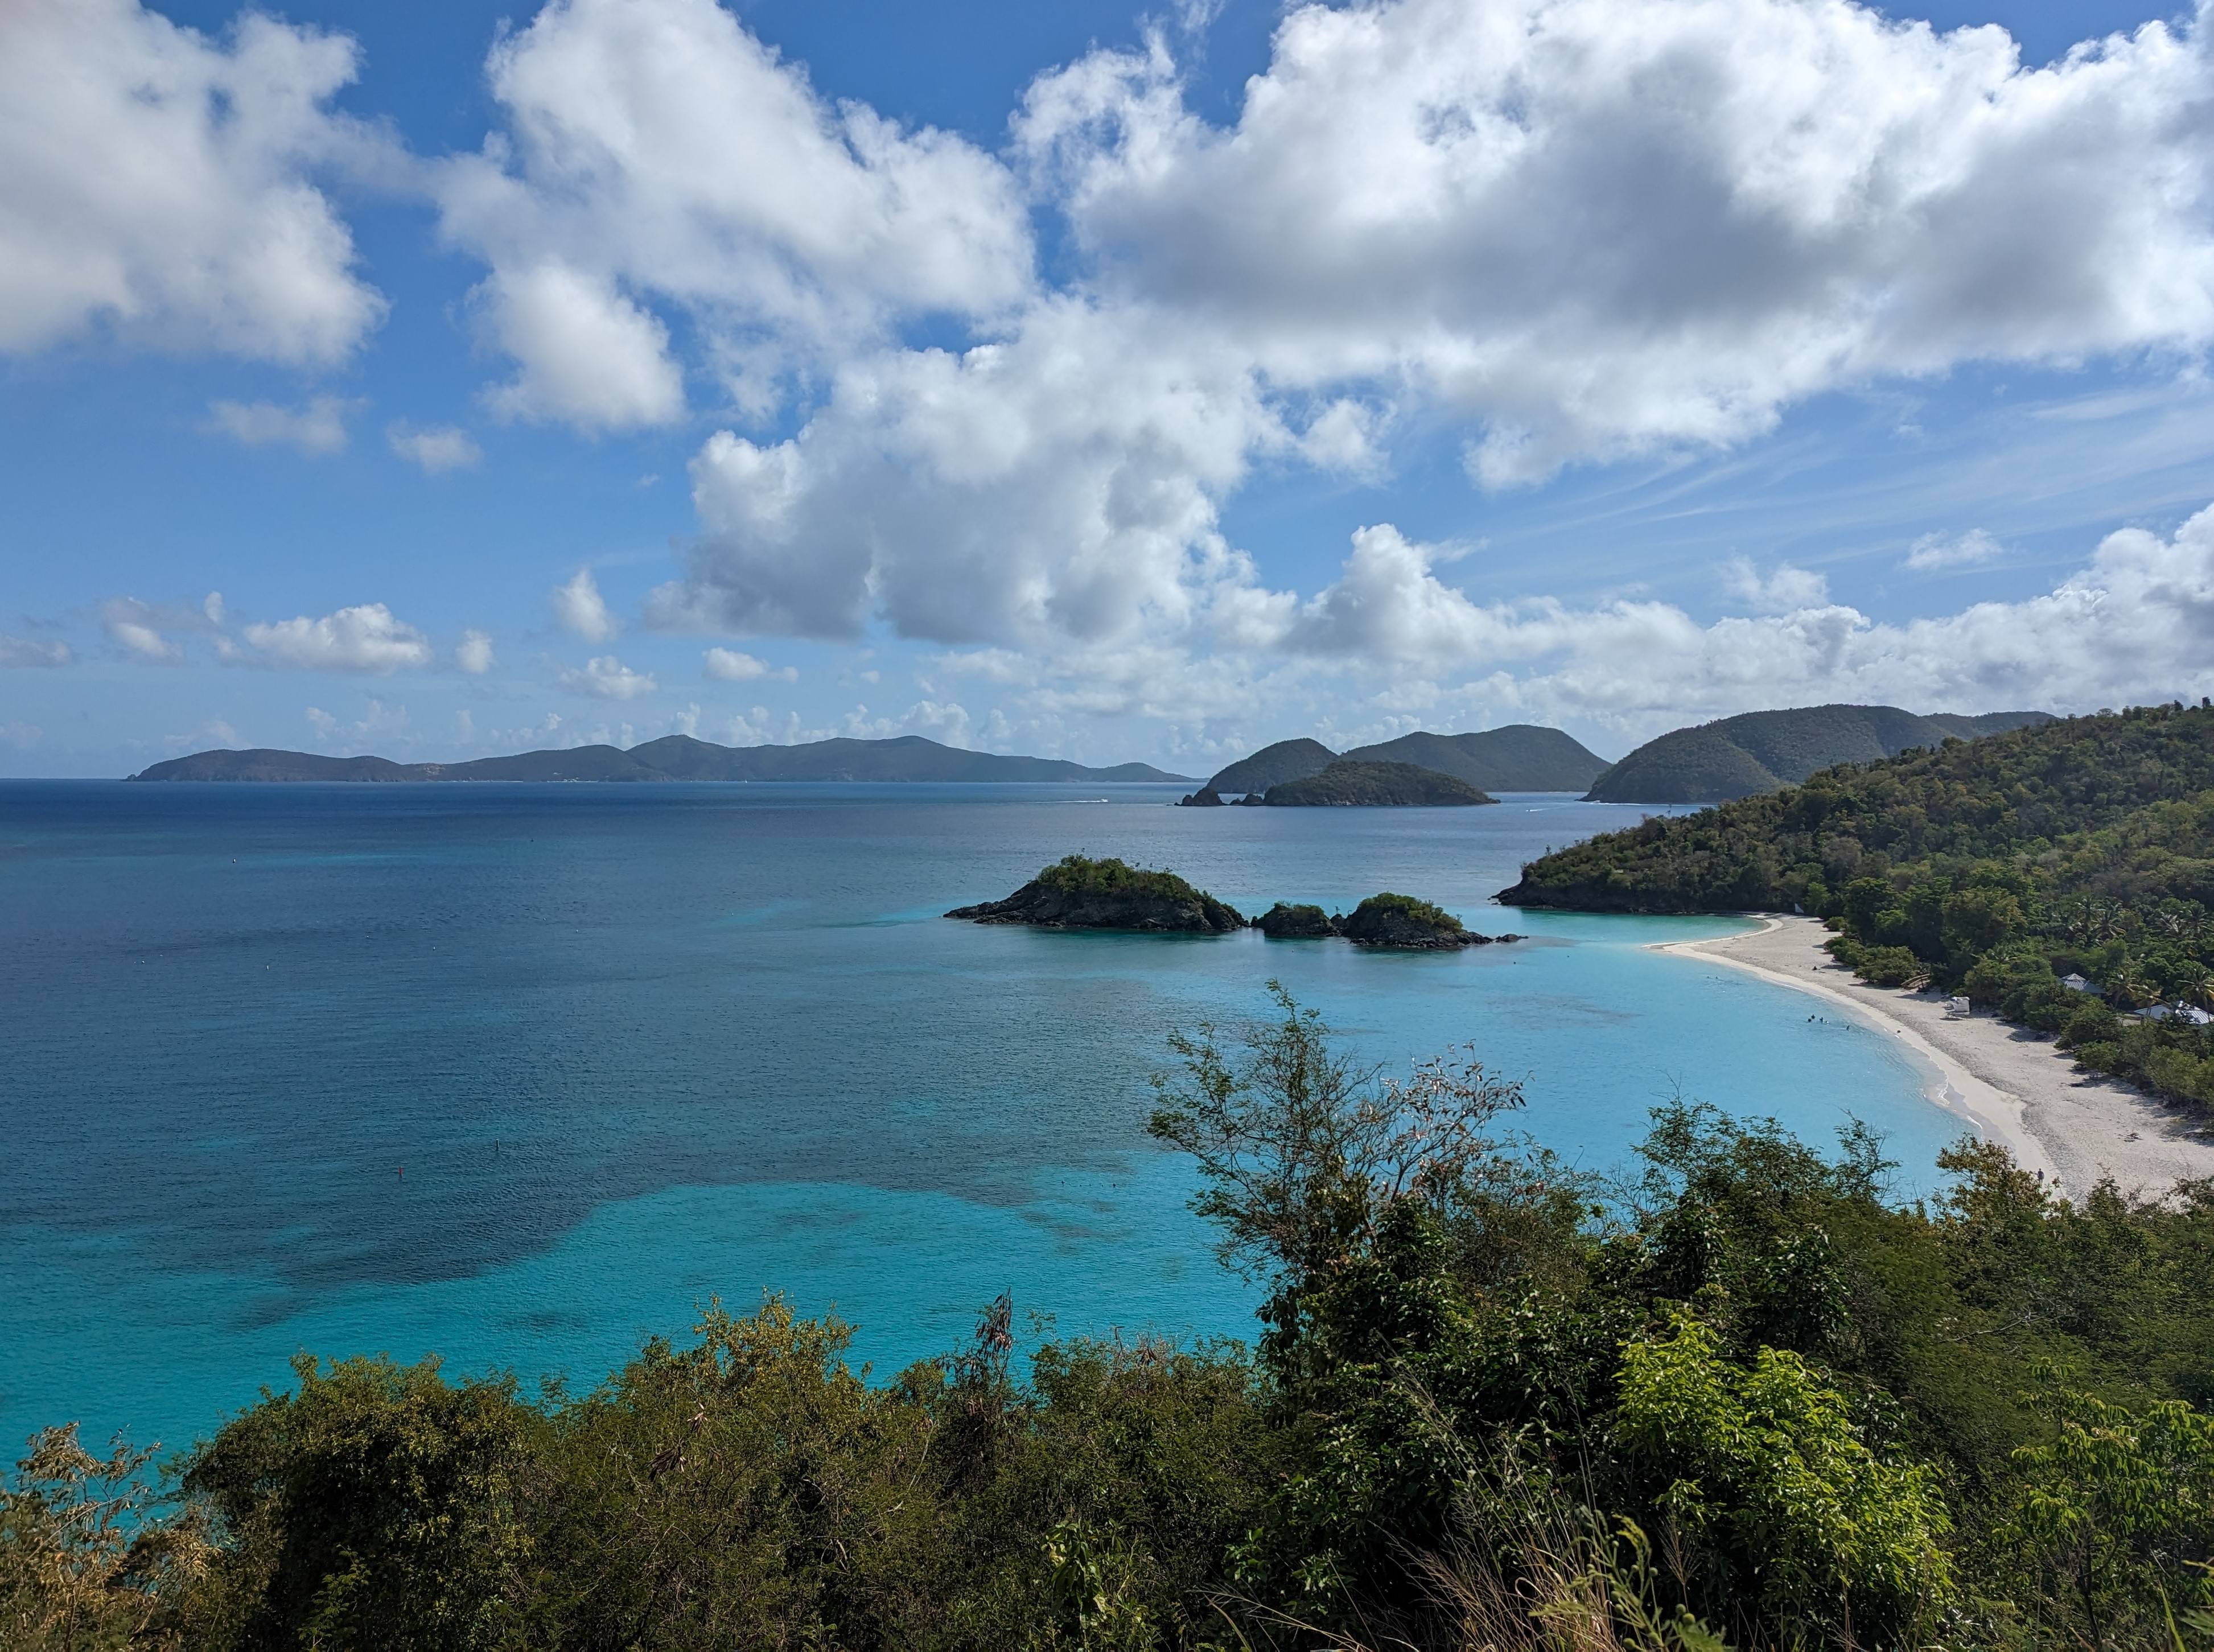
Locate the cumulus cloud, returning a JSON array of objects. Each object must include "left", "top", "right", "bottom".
[
  {"left": 559, "top": 654, "right": 657, "bottom": 698},
  {"left": 551, "top": 568, "right": 616, "bottom": 642},
  {"left": 244, "top": 603, "right": 434, "bottom": 671},
  {"left": 1905, "top": 528, "right": 2007, "bottom": 570},
  {"left": 1, "top": 634, "right": 71, "bottom": 667},
  {"left": 476, "top": 262, "right": 686, "bottom": 430},
  {"left": 1023, "top": 0, "right": 2214, "bottom": 483},
  {"left": 703, "top": 646, "right": 795, "bottom": 682},
  {"left": 387, "top": 422, "right": 483, "bottom": 473},
  {"left": 0, "top": 0, "right": 386, "bottom": 362},
  {"left": 437, "top": 0, "right": 1032, "bottom": 429},
  {"left": 648, "top": 299, "right": 1281, "bottom": 644},
  {"left": 618, "top": 0, "right": 2214, "bottom": 690},
  {"left": 1722, "top": 558, "right": 1832, "bottom": 614},
  {"left": 207, "top": 395, "right": 355, "bottom": 455},
  {"left": 455, "top": 629, "right": 497, "bottom": 673},
  {"left": 1229, "top": 507, "right": 2214, "bottom": 734}
]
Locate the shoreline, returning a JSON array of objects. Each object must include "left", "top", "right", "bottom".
[{"left": 1652, "top": 916, "right": 2214, "bottom": 1199}]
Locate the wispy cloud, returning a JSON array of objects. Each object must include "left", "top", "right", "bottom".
[
  {"left": 387, "top": 421, "right": 483, "bottom": 473},
  {"left": 205, "top": 396, "right": 357, "bottom": 456}
]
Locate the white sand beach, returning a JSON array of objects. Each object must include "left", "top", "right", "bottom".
[{"left": 1654, "top": 916, "right": 2214, "bottom": 1200}]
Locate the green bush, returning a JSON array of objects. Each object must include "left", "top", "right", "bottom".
[
  {"left": 1613, "top": 1311, "right": 1954, "bottom": 1641},
  {"left": 1856, "top": 945, "right": 1925, "bottom": 987}
]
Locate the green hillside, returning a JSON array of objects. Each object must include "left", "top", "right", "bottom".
[
  {"left": 1341, "top": 724, "right": 1609, "bottom": 790},
  {"left": 1207, "top": 725, "right": 1607, "bottom": 795},
  {"left": 1503, "top": 703, "right": 2214, "bottom": 1109},
  {"left": 1586, "top": 704, "right": 2051, "bottom": 802},
  {"left": 1204, "top": 737, "right": 1335, "bottom": 794}
]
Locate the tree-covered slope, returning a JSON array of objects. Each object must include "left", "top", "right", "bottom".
[
  {"left": 1265, "top": 760, "right": 1495, "bottom": 806},
  {"left": 1504, "top": 703, "right": 2214, "bottom": 1107},
  {"left": 1205, "top": 737, "right": 1336, "bottom": 794},
  {"left": 1585, "top": 703, "right": 2052, "bottom": 802}
]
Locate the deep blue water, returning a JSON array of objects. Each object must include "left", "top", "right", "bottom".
[{"left": 0, "top": 782, "right": 1958, "bottom": 1459}]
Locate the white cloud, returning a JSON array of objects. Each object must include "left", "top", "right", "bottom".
[
  {"left": 559, "top": 654, "right": 657, "bottom": 698},
  {"left": 552, "top": 568, "right": 616, "bottom": 642},
  {"left": 0, "top": 0, "right": 386, "bottom": 362},
  {"left": 1904, "top": 527, "right": 2007, "bottom": 570},
  {"left": 306, "top": 697, "right": 406, "bottom": 744},
  {"left": 437, "top": 0, "right": 1032, "bottom": 430},
  {"left": 207, "top": 395, "right": 354, "bottom": 455},
  {"left": 1722, "top": 558, "right": 1831, "bottom": 614},
  {"left": 387, "top": 422, "right": 483, "bottom": 473},
  {"left": 0, "top": 635, "right": 71, "bottom": 667},
  {"left": 614, "top": 0, "right": 2214, "bottom": 697},
  {"left": 648, "top": 299, "right": 1281, "bottom": 644},
  {"left": 101, "top": 597, "right": 193, "bottom": 662},
  {"left": 1022, "top": 0, "right": 2214, "bottom": 484},
  {"left": 1237, "top": 508, "right": 2214, "bottom": 735},
  {"left": 455, "top": 629, "right": 497, "bottom": 673},
  {"left": 244, "top": 604, "right": 434, "bottom": 671},
  {"left": 702, "top": 646, "right": 795, "bottom": 682},
  {"left": 476, "top": 262, "right": 686, "bottom": 430}
]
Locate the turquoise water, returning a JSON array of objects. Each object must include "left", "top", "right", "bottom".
[{"left": 0, "top": 782, "right": 1956, "bottom": 1459}]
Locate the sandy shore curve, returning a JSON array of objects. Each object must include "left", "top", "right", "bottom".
[{"left": 1653, "top": 915, "right": 2214, "bottom": 1200}]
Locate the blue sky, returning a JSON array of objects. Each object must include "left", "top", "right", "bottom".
[{"left": 3, "top": 0, "right": 2211, "bottom": 776}]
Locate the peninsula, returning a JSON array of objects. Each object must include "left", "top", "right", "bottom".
[{"left": 1501, "top": 703, "right": 2214, "bottom": 1126}]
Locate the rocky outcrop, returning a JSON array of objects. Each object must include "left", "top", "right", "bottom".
[
  {"left": 1256, "top": 903, "right": 1336, "bottom": 938},
  {"left": 1178, "top": 788, "right": 1227, "bottom": 807},
  {"left": 1338, "top": 893, "right": 1517, "bottom": 949},
  {"left": 946, "top": 855, "right": 1245, "bottom": 933},
  {"left": 1255, "top": 893, "right": 1521, "bottom": 947}
]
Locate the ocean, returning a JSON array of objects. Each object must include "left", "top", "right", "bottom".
[{"left": 0, "top": 781, "right": 1956, "bottom": 1460}]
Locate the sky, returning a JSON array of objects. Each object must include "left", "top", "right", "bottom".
[{"left": 3, "top": 0, "right": 2213, "bottom": 777}]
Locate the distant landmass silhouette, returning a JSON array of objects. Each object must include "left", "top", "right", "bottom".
[
  {"left": 1203, "top": 725, "right": 1609, "bottom": 796},
  {"left": 128, "top": 734, "right": 1194, "bottom": 785}
]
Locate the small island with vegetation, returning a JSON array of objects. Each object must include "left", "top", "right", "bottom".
[
  {"left": 1256, "top": 892, "right": 1518, "bottom": 948},
  {"left": 946, "top": 854, "right": 1245, "bottom": 932},
  {"left": 1263, "top": 760, "right": 1495, "bottom": 807}
]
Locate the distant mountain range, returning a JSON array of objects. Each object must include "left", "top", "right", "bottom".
[
  {"left": 1585, "top": 705, "right": 2055, "bottom": 803},
  {"left": 127, "top": 735, "right": 1194, "bottom": 785},
  {"left": 1204, "top": 725, "right": 1610, "bottom": 795}
]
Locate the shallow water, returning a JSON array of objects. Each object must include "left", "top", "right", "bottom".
[{"left": 0, "top": 781, "right": 1953, "bottom": 1456}]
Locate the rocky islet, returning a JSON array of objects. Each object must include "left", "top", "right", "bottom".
[{"left": 950, "top": 859, "right": 1519, "bottom": 947}]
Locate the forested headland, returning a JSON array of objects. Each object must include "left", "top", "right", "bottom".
[
  {"left": 8, "top": 991, "right": 2213, "bottom": 1650},
  {"left": 1503, "top": 703, "right": 2214, "bottom": 1113}
]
